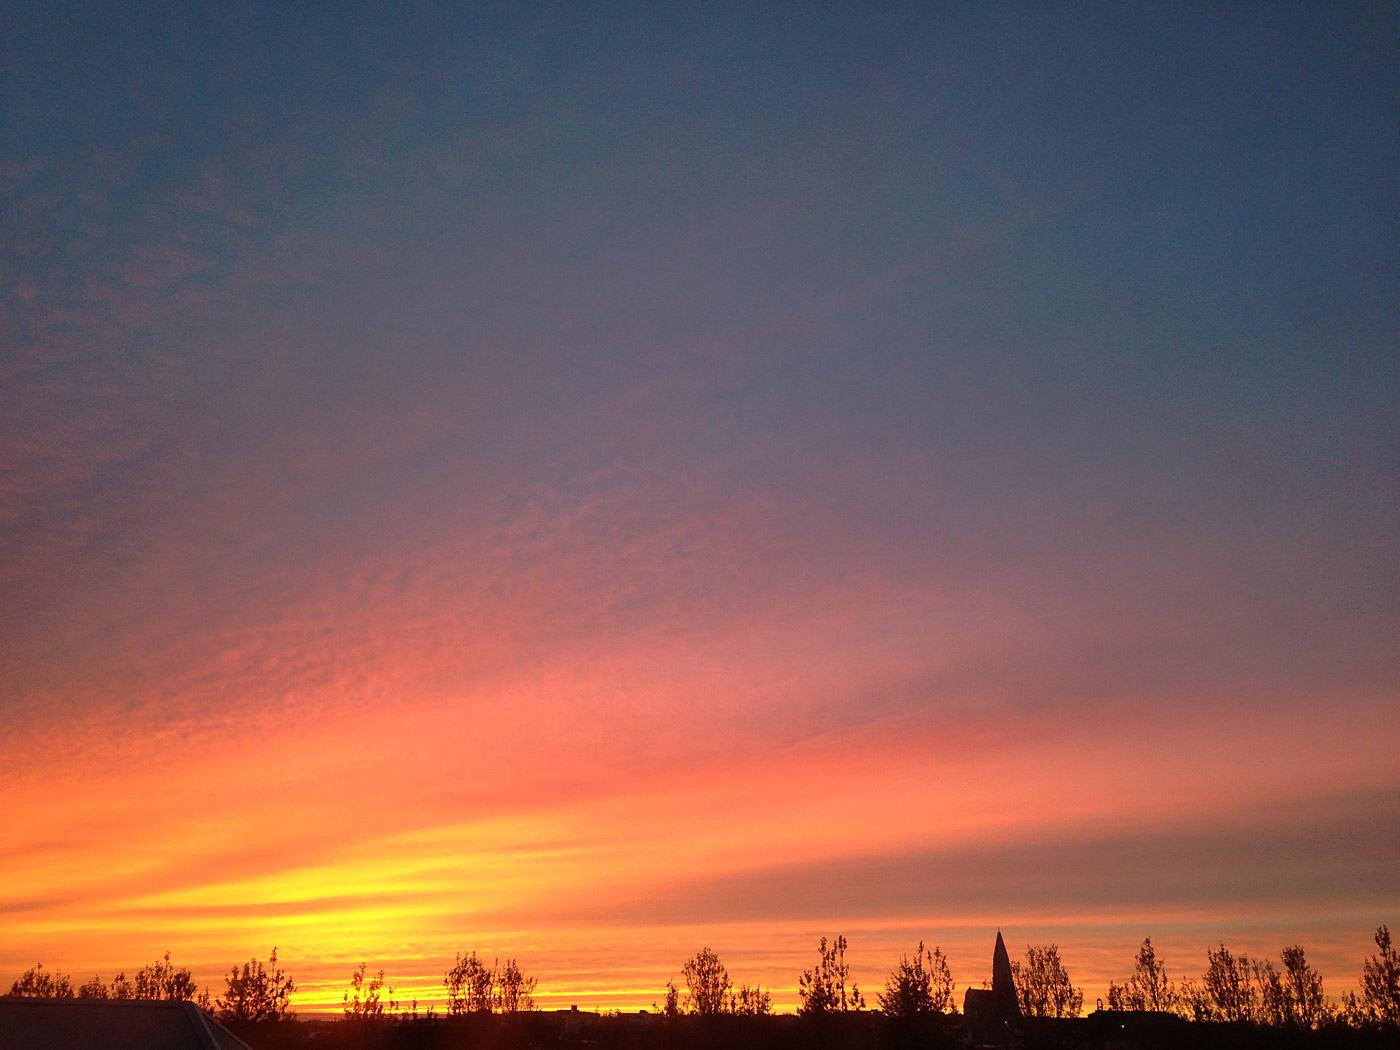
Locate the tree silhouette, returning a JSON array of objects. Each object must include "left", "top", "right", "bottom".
[
  {"left": 70, "top": 972, "right": 138, "bottom": 1001},
  {"left": 216, "top": 948, "right": 295, "bottom": 1023},
  {"left": 344, "top": 963, "right": 397, "bottom": 1023},
  {"left": 134, "top": 951, "right": 200, "bottom": 1001},
  {"left": 444, "top": 952, "right": 494, "bottom": 1014},
  {"left": 78, "top": 972, "right": 136, "bottom": 999},
  {"left": 1106, "top": 938, "right": 1177, "bottom": 1013},
  {"left": 1243, "top": 945, "right": 1328, "bottom": 1028},
  {"left": 1281, "top": 946, "right": 1327, "bottom": 1028},
  {"left": 655, "top": 979, "right": 680, "bottom": 1018},
  {"left": 877, "top": 941, "right": 955, "bottom": 1018},
  {"left": 14, "top": 926, "right": 1400, "bottom": 1033},
  {"left": 1010, "top": 944, "right": 1082, "bottom": 1018},
  {"left": 798, "top": 935, "right": 864, "bottom": 1015},
  {"left": 1178, "top": 976, "right": 1221, "bottom": 1023},
  {"left": 1360, "top": 925, "right": 1399, "bottom": 1027},
  {"left": 7, "top": 965, "right": 74, "bottom": 998},
  {"left": 496, "top": 958, "right": 537, "bottom": 1013},
  {"left": 681, "top": 947, "right": 731, "bottom": 1016},
  {"left": 730, "top": 983, "right": 773, "bottom": 1015},
  {"left": 1201, "top": 943, "right": 1258, "bottom": 1022},
  {"left": 1255, "top": 958, "right": 1288, "bottom": 1027}
]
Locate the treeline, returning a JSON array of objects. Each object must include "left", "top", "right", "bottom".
[
  {"left": 654, "top": 929, "right": 1400, "bottom": 1029},
  {"left": 1065, "top": 931, "right": 1400, "bottom": 1028},
  {"left": 4, "top": 925, "right": 1397, "bottom": 1032},
  {"left": 4, "top": 949, "right": 295, "bottom": 1023},
  {"left": 1112, "top": 938, "right": 1354, "bottom": 1026},
  {"left": 342, "top": 954, "right": 539, "bottom": 1022}
]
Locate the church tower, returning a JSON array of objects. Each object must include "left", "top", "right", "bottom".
[
  {"left": 991, "top": 930, "right": 1021, "bottom": 1019},
  {"left": 962, "top": 930, "right": 1022, "bottom": 1041}
]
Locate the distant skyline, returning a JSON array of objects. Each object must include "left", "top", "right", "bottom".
[{"left": 2, "top": 1, "right": 1396, "bottom": 1013}]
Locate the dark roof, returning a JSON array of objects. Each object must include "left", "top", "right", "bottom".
[
  {"left": 1086, "top": 1008, "right": 1186, "bottom": 1029},
  {"left": 0, "top": 997, "right": 254, "bottom": 1050}
]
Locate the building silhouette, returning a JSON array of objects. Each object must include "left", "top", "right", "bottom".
[{"left": 963, "top": 930, "right": 1021, "bottom": 1043}]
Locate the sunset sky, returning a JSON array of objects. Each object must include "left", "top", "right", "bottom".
[{"left": 2, "top": 2, "right": 1396, "bottom": 1015}]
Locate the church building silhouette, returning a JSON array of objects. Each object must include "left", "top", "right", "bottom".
[{"left": 962, "top": 930, "right": 1022, "bottom": 1040}]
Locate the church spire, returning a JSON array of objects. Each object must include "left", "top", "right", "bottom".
[{"left": 992, "top": 930, "right": 1021, "bottom": 1018}]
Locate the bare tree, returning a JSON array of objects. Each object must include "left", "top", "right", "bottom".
[
  {"left": 731, "top": 984, "right": 772, "bottom": 1015},
  {"left": 344, "top": 964, "right": 397, "bottom": 1023},
  {"left": 1011, "top": 944, "right": 1083, "bottom": 1019},
  {"left": 681, "top": 947, "right": 732, "bottom": 1016},
  {"left": 1255, "top": 958, "right": 1288, "bottom": 1027},
  {"left": 217, "top": 949, "right": 295, "bottom": 1023},
  {"left": 798, "top": 935, "right": 864, "bottom": 1014},
  {"left": 877, "top": 941, "right": 955, "bottom": 1018},
  {"left": 444, "top": 952, "right": 494, "bottom": 1015},
  {"left": 1252, "top": 945, "right": 1330, "bottom": 1028},
  {"left": 655, "top": 980, "right": 680, "bottom": 1018},
  {"left": 1360, "top": 925, "right": 1399, "bottom": 1027},
  {"left": 1106, "top": 938, "right": 1177, "bottom": 1013},
  {"left": 81, "top": 973, "right": 136, "bottom": 999},
  {"left": 6, "top": 965, "right": 74, "bottom": 998},
  {"left": 495, "top": 958, "right": 536, "bottom": 1013},
  {"left": 134, "top": 951, "right": 200, "bottom": 1001},
  {"left": 1178, "top": 977, "right": 1213, "bottom": 1022},
  {"left": 1280, "top": 946, "right": 1327, "bottom": 1028},
  {"left": 1201, "top": 943, "right": 1259, "bottom": 1023}
]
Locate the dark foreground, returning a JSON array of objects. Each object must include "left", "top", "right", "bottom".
[{"left": 227, "top": 1012, "right": 1399, "bottom": 1050}]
